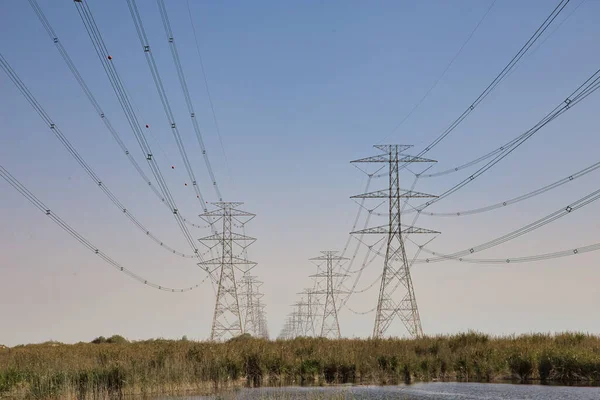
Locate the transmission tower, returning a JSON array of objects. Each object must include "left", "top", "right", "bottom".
[
  {"left": 239, "top": 274, "right": 268, "bottom": 338},
  {"left": 199, "top": 202, "right": 256, "bottom": 341},
  {"left": 297, "top": 288, "right": 319, "bottom": 337},
  {"left": 290, "top": 298, "right": 314, "bottom": 337},
  {"left": 310, "top": 251, "right": 348, "bottom": 339},
  {"left": 351, "top": 145, "right": 439, "bottom": 338},
  {"left": 256, "top": 299, "right": 270, "bottom": 339},
  {"left": 278, "top": 313, "right": 295, "bottom": 340}
]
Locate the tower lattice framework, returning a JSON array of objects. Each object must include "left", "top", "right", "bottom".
[
  {"left": 199, "top": 202, "right": 256, "bottom": 341},
  {"left": 239, "top": 274, "right": 269, "bottom": 338},
  {"left": 310, "top": 251, "right": 348, "bottom": 339},
  {"left": 351, "top": 145, "right": 439, "bottom": 338},
  {"left": 297, "top": 288, "right": 319, "bottom": 337}
]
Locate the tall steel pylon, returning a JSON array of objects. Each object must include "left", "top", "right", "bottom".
[
  {"left": 290, "top": 297, "right": 314, "bottom": 337},
  {"left": 278, "top": 313, "right": 295, "bottom": 339},
  {"left": 199, "top": 202, "right": 256, "bottom": 341},
  {"left": 256, "top": 299, "right": 270, "bottom": 339},
  {"left": 239, "top": 274, "right": 269, "bottom": 338},
  {"left": 297, "top": 288, "right": 319, "bottom": 337},
  {"left": 310, "top": 251, "right": 348, "bottom": 339},
  {"left": 351, "top": 145, "right": 439, "bottom": 338}
]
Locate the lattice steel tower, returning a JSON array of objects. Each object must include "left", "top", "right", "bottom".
[
  {"left": 199, "top": 202, "right": 256, "bottom": 341},
  {"left": 310, "top": 251, "right": 348, "bottom": 339},
  {"left": 297, "top": 288, "right": 319, "bottom": 337},
  {"left": 351, "top": 145, "right": 439, "bottom": 338},
  {"left": 239, "top": 274, "right": 268, "bottom": 338}
]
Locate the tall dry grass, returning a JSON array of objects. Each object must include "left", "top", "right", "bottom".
[{"left": 1, "top": 332, "right": 599, "bottom": 398}]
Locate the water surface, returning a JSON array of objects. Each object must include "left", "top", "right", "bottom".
[{"left": 161, "top": 382, "right": 600, "bottom": 399}]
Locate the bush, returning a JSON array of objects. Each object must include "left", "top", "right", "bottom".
[
  {"left": 91, "top": 336, "right": 107, "bottom": 344},
  {"left": 91, "top": 335, "right": 128, "bottom": 344},
  {"left": 106, "top": 335, "right": 128, "bottom": 344}
]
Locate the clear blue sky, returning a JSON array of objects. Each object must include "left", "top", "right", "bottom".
[{"left": 1, "top": 0, "right": 599, "bottom": 346}]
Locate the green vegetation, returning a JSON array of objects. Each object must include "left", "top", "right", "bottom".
[{"left": 0, "top": 332, "right": 599, "bottom": 398}]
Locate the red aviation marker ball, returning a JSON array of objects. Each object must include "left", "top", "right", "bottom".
[
  {"left": 107, "top": 55, "right": 112, "bottom": 60},
  {"left": 145, "top": 124, "right": 149, "bottom": 128},
  {"left": 171, "top": 166, "right": 174, "bottom": 169}
]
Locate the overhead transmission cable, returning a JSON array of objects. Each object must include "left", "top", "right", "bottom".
[
  {"left": 396, "top": 0, "right": 571, "bottom": 162},
  {"left": 28, "top": 0, "right": 207, "bottom": 235},
  {"left": 345, "top": 0, "right": 572, "bottom": 277},
  {"left": 185, "top": 0, "right": 234, "bottom": 187},
  {"left": 411, "top": 239, "right": 600, "bottom": 265},
  {"left": 370, "top": 160, "right": 600, "bottom": 218},
  {"left": 342, "top": 0, "right": 573, "bottom": 295},
  {"left": 385, "top": 0, "right": 587, "bottom": 180},
  {"left": 0, "top": 166, "right": 205, "bottom": 292},
  {"left": 382, "top": 0, "right": 497, "bottom": 141},
  {"left": 356, "top": 67, "right": 600, "bottom": 295},
  {"left": 336, "top": 0, "right": 570, "bottom": 294},
  {"left": 365, "top": 186, "right": 600, "bottom": 264},
  {"left": 415, "top": 66, "right": 600, "bottom": 211},
  {"left": 343, "top": 0, "right": 582, "bottom": 309},
  {"left": 418, "top": 185, "right": 600, "bottom": 262},
  {"left": 72, "top": 2, "right": 219, "bottom": 280},
  {"left": 123, "top": 0, "right": 217, "bottom": 206},
  {"left": 0, "top": 53, "right": 206, "bottom": 263},
  {"left": 156, "top": 0, "right": 223, "bottom": 200}
]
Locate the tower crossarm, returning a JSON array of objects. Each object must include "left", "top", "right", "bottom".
[
  {"left": 198, "top": 256, "right": 257, "bottom": 266},
  {"left": 351, "top": 225, "right": 440, "bottom": 235},
  {"left": 311, "top": 289, "right": 349, "bottom": 295},
  {"left": 310, "top": 253, "right": 349, "bottom": 262},
  {"left": 310, "top": 272, "right": 349, "bottom": 278},
  {"left": 198, "top": 232, "right": 256, "bottom": 243},
  {"left": 351, "top": 154, "right": 437, "bottom": 163},
  {"left": 351, "top": 189, "right": 437, "bottom": 199},
  {"left": 374, "top": 144, "right": 413, "bottom": 153},
  {"left": 200, "top": 209, "right": 256, "bottom": 219}
]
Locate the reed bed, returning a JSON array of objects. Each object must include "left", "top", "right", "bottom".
[{"left": 1, "top": 332, "right": 599, "bottom": 398}]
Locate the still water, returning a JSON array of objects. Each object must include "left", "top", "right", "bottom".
[{"left": 163, "top": 383, "right": 600, "bottom": 400}]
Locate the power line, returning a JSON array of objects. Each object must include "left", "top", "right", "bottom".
[
  {"left": 384, "top": 1, "right": 588, "bottom": 183},
  {"left": 124, "top": 0, "right": 216, "bottom": 206},
  {"left": 0, "top": 165, "right": 205, "bottom": 293},
  {"left": 72, "top": 1, "right": 216, "bottom": 277},
  {"left": 360, "top": 68, "right": 600, "bottom": 286},
  {"left": 156, "top": 0, "right": 223, "bottom": 201},
  {"left": 185, "top": 0, "right": 234, "bottom": 188},
  {"left": 412, "top": 238, "right": 600, "bottom": 265},
  {"left": 369, "top": 160, "right": 600, "bottom": 218},
  {"left": 338, "top": 0, "right": 597, "bottom": 316},
  {"left": 396, "top": 0, "right": 587, "bottom": 179},
  {"left": 415, "top": 66, "right": 600, "bottom": 211},
  {"left": 0, "top": 53, "right": 203, "bottom": 261},
  {"left": 365, "top": 185, "right": 600, "bottom": 264},
  {"left": 401, "top": 0, "right": 571, "bottom": 162},
  {"left": 28, "top": 0, "right": 207, "bottom": 230},
  {"left": 381, "top": 0, "right": 497, "bottom": 141}
]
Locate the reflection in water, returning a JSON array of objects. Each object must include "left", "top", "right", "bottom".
[{"left": 160, "top": 382, "right": 600, "bottom": 400}]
